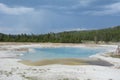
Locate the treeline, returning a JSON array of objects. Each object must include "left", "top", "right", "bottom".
[{"left": 0, "top": 26, "right": 120, "bottom": 43}]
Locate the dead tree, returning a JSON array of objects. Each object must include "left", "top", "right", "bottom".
[{"left": 116, "top": 45, "right": 120, "bottom": 55}]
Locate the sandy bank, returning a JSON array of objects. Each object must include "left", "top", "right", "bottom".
[{"left": 20, "top": 58, "right": 113, "bottom": 66}]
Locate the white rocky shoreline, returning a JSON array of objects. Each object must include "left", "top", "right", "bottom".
[{"left": 0, "top": 43, "right": 120, "bottom": 80}]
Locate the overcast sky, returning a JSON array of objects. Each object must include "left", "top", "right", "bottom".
[{"left": 0, "top": 0, "right": 120, "bottom": 34}]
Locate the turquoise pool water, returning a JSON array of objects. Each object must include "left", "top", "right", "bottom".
[{"left": 20, "top": 47, "right": 106, "bottom": 61}]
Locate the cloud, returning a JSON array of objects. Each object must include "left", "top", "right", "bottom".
[
  {"left": 102, "top": 2, "right": 120, "bottom": 15},
  {"left": 0, "top": 9, "right": 47, "bottom": 34},
  {"left": 0, "top": 3, "right": 34, "bottom": 15},
  {"left": 0, "top": 26, "right": 31, "bottom": 34},
  {"left": 0, "top": 0, "right": 120, "bottom": 34},
  {"left": 34, "top": 0, "right": 98, "bottom": 16},
  {"left": 0, "top": 9, "right": 57, "bottom": 34},
  {"left": 79, "top": 0, "right": 96, "bottom": 7},
  {"left": 85, "top": 2, "right": 120, "bottom": 15},
  {"left": 38, "top": 0, "right": 97, "bottom": 10},
  {"left": 64, "top": 28, "right": 87, "bottom": 31}
]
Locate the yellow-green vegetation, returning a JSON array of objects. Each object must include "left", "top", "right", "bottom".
[
  {"left": 108, "top": 52, "right": 120, "bottom": 58},
  {"left": 20, "top": 59, "right": 88, "bottom": 66},
  {"left": 110, "top": 55, "right": 120, "bottom": 58},
  {"left": 20, "top": 58, "right": 113, "bottom": 66},
  {"left": 24, "top": 76, "right": 38, "bottom": 80}
]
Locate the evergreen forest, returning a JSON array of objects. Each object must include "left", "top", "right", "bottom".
[{"left": 0, "top": 26, "right": 120, "bottom": 43}]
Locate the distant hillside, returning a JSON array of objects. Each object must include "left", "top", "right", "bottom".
[
  {"left": 56, "top": 26, "right": 120, "bottom": 43},
  {"left": 0, "top": 26, "right": 120, "bottom": 43}
]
